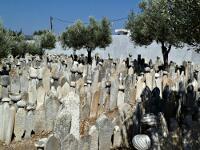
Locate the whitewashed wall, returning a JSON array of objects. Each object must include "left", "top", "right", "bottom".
[{"left": 46, "top": 35, "right": 200, "bottom": 65}]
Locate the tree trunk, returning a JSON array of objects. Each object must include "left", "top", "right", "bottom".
[
  {"left": 161, "top": 42, "right": 171, "bottom": 70},
  {"left": 87, "top": 49, "right": 92, "bottom": 64}
]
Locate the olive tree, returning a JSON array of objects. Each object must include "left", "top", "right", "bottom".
[
  {"left": 126, "top": 0, "right": 183, "bottom": 69},
  {"left": 0, "top": 24, "right": 12, "bottom": 59},
  {"left": 61, "top": 17, "right": 112, "bottom": 64},
  {"left": 40, "top": 31, "right": 56, "bottom": 49}
]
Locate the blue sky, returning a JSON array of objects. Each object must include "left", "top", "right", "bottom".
[{"left": 0, "top": 0, "right": 140, "bottom": 35}]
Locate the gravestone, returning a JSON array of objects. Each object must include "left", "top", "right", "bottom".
[
  {"left": 63, "top": 92, "right": 80, "bottom": 140},
  {"left": 20, "top": 70, "right": 29, "bottom": 92},
  {"left": 25, "top": 110, "right": 35, "bottom": 139},
  {"left": 117, "top": 85, "right": 125, "bottom": 108},
  {"left": 0, "top": 103, "right": 3, "bottom": 141},
  {"left": 46, "top": 134, "right": 61, "bottom": 150},
  {"left": 110, "top": 76, "right": 118, "bottom": 110},
  {"left": 136, "top": 76, "right": 145, "bottom": 101},
  {"left": 79, "top": 135, "right": 91, "bottom": 150},
  {"left": 54, "top": 109, "right": 72, "bottom": 140},
  {"left": 34, "top": 105, "right": 46, "bottom": 133},
  {"left": 28, "top": 81, "right": 37, "bottom": 105},
  {"left": 124, "top": 75, "right": 132, "bottom": 104},
  {"left": 61, "top": 134, "right": 79, "bottom": 150},
  {"left": 45, "top": 95, "right": 60, "bottom": 131},
  {"left": 10, "top": 70, "right": 20, "bottom": 94},
  {"left": 2, "top": 101, "right": 10, "bottom": 142},
  {"left": 61, "top": 81, "right": 70, "bottom": 98},
  {"left": 5, "top": 105, "right": 16, "bottom": 145},
  {"left": 14, "top": 107, "right": 26, "bottom": 141},
  {"left": 36, "top": 86, "right": 46, "bottom": 109},
  {"left": 89, "top": 125, "right": 98, "bottom": 150},
  {"left": 96, "top": 114, "right": 114, "bottom": 150},
  {"left": 90, "top": 90, "right": 100, "bottom": 118},
  {"left": 113, "top": 126, "right": 122, "bottom": 148},
  {"left": 42, "top": 68, "right": 51, "bottom": 93}
]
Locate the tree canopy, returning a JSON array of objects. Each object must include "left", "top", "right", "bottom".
[
  {"left": 126, "top": 0, "right": 185, "bottom": 68},
  {"left": 170, "top": 0, "right": 200, "bottom": 49},
  {"left": 126, "top": 0, "right": 200, "bottom": 69},
  {"left": 61, "top": 17, "right": 112, "bottom": 64},
  {"left": 40, "top": 31, "right": 56, "bottom": 49}
]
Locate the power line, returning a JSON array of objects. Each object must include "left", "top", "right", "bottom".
[{"left": 52, "top": 16, "right": 128, "bottom": 25}]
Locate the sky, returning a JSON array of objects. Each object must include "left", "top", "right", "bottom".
[{"left": 0, "top": 0, "right": 140, "bottom": 35}]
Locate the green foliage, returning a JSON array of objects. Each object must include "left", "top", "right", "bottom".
[
  {"left": 0, "top": 25, "right": 11, "bottom": 59},
  {"left": 126, "top": 0, "right": 182, "bottom": 47},
  {"left": 33, "top": 30, "right": 48, "bottom": 36},
  {"left": 61, "top": 20, "right": 86, "bottom": 50},
  {"left": 61, "top": 17, "right": 112, "bottom": 64},
  {"left": 40, "top": 31, "right": 56, "bottom": 49},
  {"left": 170, "top": 0, "right": 200, "bottom": 49},
  {"left": 126, "top": 0, "right": 186, "bottom": 67}
]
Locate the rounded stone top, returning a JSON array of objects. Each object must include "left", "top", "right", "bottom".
[
  {"left": 9, "top": 93, "right": 22, "bottom": 102},
  {"left": 155, "top": 73, "right": 160, "bottom": 78},
  {"left": 70, "top": 81, "right": 76, "bottom": 87},
  {"left": 105, "top": 81, "right": 111, "bottom": 87},
  {"left": 17, "top": 100, "right": 27, "bottom": 107},
  {"left": 163, "top": 71, "right": 168, "bottom": 75},
  {"left": 99, "top": 61, "right": 103, "bottom": 66},
  {"left": 87, "top": 79, "right": 92, "bottom": 84},
  {"left": 16, "top": 61, "right": 21, "bottom": 66},
  {"left": 2, "top": 97, "right": 11, "bottom": 102},
  {"left": 140, "top": 72, "right": 144, "bottom": 75},
  {"left": 145, "top": 67, "right": 150, "bottom": 72},
  {"left": 35, "top": 138, "right": 48, "bottom": 148},
  {"left": 118, "top": 84, "right": 125, "bottom": 91},
  {"left": 27, "top": 105, "right": 36, "bottom": 111}
]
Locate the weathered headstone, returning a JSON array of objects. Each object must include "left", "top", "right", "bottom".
[
  {"left": 96, "top": 114, "right": 114, "bottom": 150},
  {"left": 61, "top": 134, "right": 79, "bottom": 150},
  {"left": 46, "top": 134, "right": 61, "bottom": 150},
  {"left": 54, "top": 109, "right": 72, "bottom": 140},
  {"left": 14, "top": 107, "right": 26, "bottom": 141},
  {"left": 63, "top": 92, "right": 80, "bottom": 140},
  {"left": 89, "top": 125, "right": 98, "bottom": 150}
]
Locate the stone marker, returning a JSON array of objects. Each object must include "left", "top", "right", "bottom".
[
  {"left": 96, "top": 114, "right": 114, "bottom": 150},
  {"left": 61, "top": 134, "right": 78, "bottom": 150},
  {"left": 5, "top": 105, "right": 16, "bottom": 145},
  {"left": 90, "top": 91, "right": 100, "bottom": 118},
  {"left": 54, "top": 109, "right": 72, "bottom": 140},
  {"left": 63, "top": 92, "right": 80, "bottom": 140},
  {"left": 14, "top": 107, "right": 26, "bottom": 141},
  {"left": 89, "top": 125, "right": 98, "bottom": 150},
  {"left": 113, "top": 126, "right": 122, "bottom": 148},
  {"left": 46, "top": 134, "right": 61, "bottom": 150}
]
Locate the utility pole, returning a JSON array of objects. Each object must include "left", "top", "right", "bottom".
[{"left": 50, "top": 16, "right": 53, "bottom": 32}]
